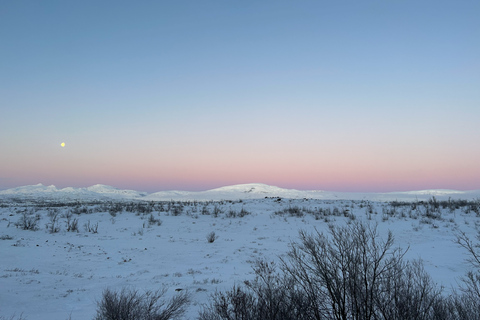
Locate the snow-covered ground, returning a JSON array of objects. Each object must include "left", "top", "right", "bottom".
[{"left": 1, "top": 184, "right": 480, "bottom": 319}]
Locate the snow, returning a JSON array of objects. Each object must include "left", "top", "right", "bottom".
[{"left": 1, "top": 184, "right": 480, "bottom": 319}]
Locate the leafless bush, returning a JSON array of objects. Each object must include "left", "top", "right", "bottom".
[
  {"left": 199, "top": 286, "right": 256, "bottom": 320},
  {"left": 206, "top": 231, "right": 217, "bottom": 243},
  {"left": 202, "top": 221, "right": 447, "bottom": 320},
  {"left": 171, "top": 205, "right": 183, "bottom": 216},
  {"left": 226, "top": 208, "right": 251, "bottom": 218},
  {"left": 84, "top": 220, "right": 98, "bottom": 233},
  {"left": 212, "top": 206, "right": 222, "bottom": 218},
  {"left": 66, "top": 216, "right": 79, "bottom": 232},
  {"left": 275, "top": 206, "right": 304, "bottom": 217},
  {"left": 199, "top": 261, "right": 309, "bottom": 320},
  {"left": 282, "top": 222, "right": 446, "bottom": 320},
  {"left": 15, "top": 211, "right": 40, "bottom": 231},
  {"left": 94, "top": 287, "right": 190, "bottom": 320},
  {"left": 452, "top": 230, "right": 480, "bottom": 319},
  {"left": 375, "top": 259, "right": 443, "bottom": 320},
  {"left": 46, "top": 210, "right": 61, "bottom": 233},
  {"left": 148, "top": 214, "right": 162, "bottom": 227}
]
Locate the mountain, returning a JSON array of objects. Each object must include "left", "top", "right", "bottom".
[
  {"left": 85, "top": 184, "right": 148, "bottom": 197},
  {"left": 0, "top": 183, "right": 147, "bottom": 201},
  {"left": 1, "top": 183, "right": 479, "bottom": 202},
  {"left": 145, "top": 183, "right": 313, "bottom": 201},
  {"left": 146, "top": 183, "right": 480, "bottom": 202}
]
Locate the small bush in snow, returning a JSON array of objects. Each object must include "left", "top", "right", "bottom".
[
  {"left": 94, "top": 287, "right": 190, "bottom": 320},
  {"left": 148, "top": 214, "right": 162, "bottom": 227},
  {"left": 66, "top": 217, "right": 79, "bottom": 232},
  {"left": 84, "top": 220, "right": 98, "bottom": 233},
  {"left": 275, "top": 206, "right": 304, "bottom": 217},
  {"left": 206, "top": 231, "right": 217, "bottom": 243},
  {"left": 201, "top": 222, "right": 446, "bottom": 320},
  {"left": 15, "top": 211, "right": 40, "bottom": 231},
  {"left": 212, "top": 206, "right": 222, "bottom": 218},
  {"left": 452, "top": 230, "right": 480, "bottom": 319},
  {"left": 46, "top": 210, "right": 61, "bottom": 233},
  {"left": 226, "top": 208, "right": 251, "bottom": 218}
]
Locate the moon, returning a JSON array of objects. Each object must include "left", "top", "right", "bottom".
[{"left": 60, "top": 142, "right": 65, "bottom": 147}]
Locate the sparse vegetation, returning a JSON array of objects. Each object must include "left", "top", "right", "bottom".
[
  {"left": 148, "top": 214, "right": 162, "bottom": 227},
  {"left": 200, "top": 222, "right": 452, "bottom": 320},
  {"left": 84, "top": 220, "right": 98, "bottom": 233},
  {"left": 94, "top": 287, "right": 190, "bottom": 320},
  {"left": 3, "top": 197, "right": 480, "bottom": 318},
  {"left": 15, "top": 211, "right": 40, "bottom": 231},
  {"left": 46, "top": 209, "right": 61, "bottom": 233},
  {"left": 206, "top": 231, "right": 217, "bottom": 243}
]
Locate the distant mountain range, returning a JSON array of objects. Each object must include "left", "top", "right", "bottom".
[{"left": 1, "top": 183, "right": 479, "bottom": 202}]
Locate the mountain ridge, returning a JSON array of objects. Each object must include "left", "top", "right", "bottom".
[{"left": 1, "top": 183, "right": 479, "bottom": 202}]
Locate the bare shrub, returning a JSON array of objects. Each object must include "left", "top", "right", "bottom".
[
  {"left": 198, "top": 260, "right": 326, "bottom": 320},
  {"left": 46, "top": 210, "right": 61, "bottom": 233},
  {"left": 94, "top": 287, "right": 190, "bottom": 320},
  {"left": 226, "top": 209, "right": 237, "bottom": 218},
  {"left": 148, "top": 214, "right": 162, "bottom": 227},
  {"left": 202, "top": 221, "right": 446, "bottom": 320},
  {"left": 206, "top": 231, "right": 217, "bottom": 243},
  {"left": 15, "top": 211, "right": 41, "bottom": 231},
  {"left": 226, "top": 208, "right": 251, "bottom": 218},
  {"left": 275, "top": 206, "right": 304, "bottom": 217},
  {"left": 199, "top": 286, "right": 256, "bottom": 320},
  {"left": 66, "top": 217, "right": 79, "bottom": 232},
  {"left": 212, "top": 206, "right": 222, "bottom": 218},
  {"left": 375, "top": 259, "right": 443, "bottom": 320},
  {"left": 238, "top": 208, "right": 251, "bottom": 218},
  {"left": 84, "top": 220, "right": 98, "bottom": 233},
  {"left": 282, "top": 221, "right": 445, "bottom": 320},
  {"left": 452, "top": 230, "right": 480, "bottom": 319}
]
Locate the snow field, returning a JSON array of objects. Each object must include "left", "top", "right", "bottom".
[{"left": 1, "top": 198, "right": 479, "bottom": 319}]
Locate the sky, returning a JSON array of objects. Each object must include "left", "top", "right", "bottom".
[{"left": 1, "top": 0, "right": 479, "bottom": 193}]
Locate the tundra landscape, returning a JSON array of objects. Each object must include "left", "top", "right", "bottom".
[
  {"left": 2, "top": 1, "right": 479, "bottom": 319},
  {"left": 2, "top": 184, "right": 480, "bottom": 319}
]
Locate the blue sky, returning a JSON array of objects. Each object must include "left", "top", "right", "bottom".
[{"left": 1, "top": 1, "right": 479, "bottom": 192}]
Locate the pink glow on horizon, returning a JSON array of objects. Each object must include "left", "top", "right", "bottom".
[
  {"left": 4, "top": 150, "right": 479, "bottom": 193},
  {"left": 2, "top": 2, "right": 479, "bottom": 194},
  {"left": 2, "top": 128, "right": 480, "bottom": 193}
]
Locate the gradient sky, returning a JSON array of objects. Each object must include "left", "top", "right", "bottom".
[{"left": 1, "top": 1, "right": 479, "bottom": 193}]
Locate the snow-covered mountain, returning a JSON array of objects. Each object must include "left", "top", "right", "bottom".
[
  {"left": 145, "top": 183, "right": 316, "bottom": 201},
  {"left": 1, "top": 182, "right": 479, "bottom": 202},
  {"left": 0, "top": 183, "right": 147, "bottom": 200},
  {"left": 146, "top": 183, "right": 480, "bottom": 202}
]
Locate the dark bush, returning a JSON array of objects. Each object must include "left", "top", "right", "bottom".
[
  {"left": 95, "top": 287, "right": 190, "bottom": 320},
  {"left": 201, "top": 222, "right": 448, "bottom": 320},
  {"left": 206, "top": 232, "right": 217, "bottom": 243},
  {"left": 199, "top": 261, "right": 311, "bottom": 320},
  {"left": 15, "top": 211, "right": 40, "bottom": 231}
]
